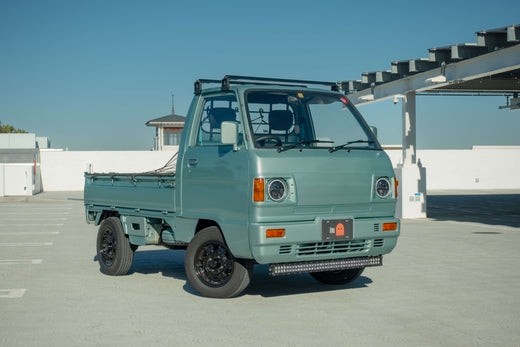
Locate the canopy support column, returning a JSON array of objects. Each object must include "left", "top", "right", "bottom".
[
  {"left": 402, "top": 92, "right": 417, "bottom": 165},
  {"left": 395, "top": 92, "right": 427, "bottom": 218}
]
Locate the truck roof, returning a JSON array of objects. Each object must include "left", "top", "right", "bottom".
[{"left": 194, "top": 75, "right": 341, "bottom": 95}]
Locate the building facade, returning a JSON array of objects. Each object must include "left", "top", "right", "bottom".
[{"left": 146, "top": 114, "right": 185, "bottom": 151}]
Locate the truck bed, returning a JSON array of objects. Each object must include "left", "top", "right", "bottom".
[{"left": 84, "top": 172, "right": 176, "bottom": 213}]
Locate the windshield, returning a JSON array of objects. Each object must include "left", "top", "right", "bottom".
[{"left": 245, "top": 90, "right": 379, "bottom": 151}]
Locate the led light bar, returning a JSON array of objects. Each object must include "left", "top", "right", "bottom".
[{"left": 269, "top": 255, "right": 382, "bottom": 276}]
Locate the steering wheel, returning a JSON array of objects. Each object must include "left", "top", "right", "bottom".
[{"left": 254, "top": 135, "right": 283, "bottom": 147}]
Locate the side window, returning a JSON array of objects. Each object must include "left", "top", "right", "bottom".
[
  {"left": 196, "top": 94, "right": 242, "bottom": 146},
  {"left": 163, "top": 128, "right": 182, "bottom": 146}
]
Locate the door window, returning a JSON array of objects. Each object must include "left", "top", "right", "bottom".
[{"left": 196, "top": 94, "right": 242, "bottom": 146}]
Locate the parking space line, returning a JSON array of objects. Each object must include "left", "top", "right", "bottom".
[
  {"left": 0, "top": 224, "right": 64, "bottom": 227},
  {"left": 0, "top": 207, "right": 72, "bottom": 211},
  {"left": 0, "top": 231, "right": 60, "bottom": 235},
  {"left": 0, "top": 209, "right": 71, "bottom": 216},
  {"left": 0, "top": 289, "right": 26, "bottom": 298},
  {"left": 0, "top": 242, "right": 53, "bottom": 247},
  {"left": 1, "top": 217, "right": 67, "bottom": 221},
  {"left": 0, "top": 259, "right": 43, "bottom": 265}
]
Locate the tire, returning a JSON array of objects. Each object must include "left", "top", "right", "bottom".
[
  {"left": 96, "top": 217, "right": 134, "bottom": 276},
  {"left": 310, "top": 267, "right": 364, "bottom": 285},
  {"left": 185, "top": 226, "right": 253, "bottom": 298}
]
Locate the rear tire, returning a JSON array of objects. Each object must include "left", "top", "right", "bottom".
[
  {"left": 185, "top": 226, "right": 253, "bottom": 298},
  {"left": 310, "top": 268, "right": 364, "bottom": 285},
  {"left": 96, "top": 217, "right": 134, "bottom": 276}
]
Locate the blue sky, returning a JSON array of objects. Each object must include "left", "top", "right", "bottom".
[{"left": 1, "top": 0, "right": 519, "bottom": 150}]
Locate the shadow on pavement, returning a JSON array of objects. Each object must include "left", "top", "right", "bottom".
[
  {"left": 90, "top": 193, "right": 520, "bottom": 299},
  {"left": 130, "top": 248, "right": 187, "bottom": 279},
  {"left": 427, "top": 194, "right": 520, "bottom": 228},
  {"left": 244, "top": 265, "right": 372, "bottom": 298},
  {"left": 108, "top": 248, "right": 373, "bottom": 298}
]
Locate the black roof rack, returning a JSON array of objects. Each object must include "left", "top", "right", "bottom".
[{"left": 194, "top": 75, "right": 341, "bottom": 95}]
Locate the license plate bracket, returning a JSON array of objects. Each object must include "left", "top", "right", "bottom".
[{"left": 322, "top": 219, "right": 353, "bottom": 241}]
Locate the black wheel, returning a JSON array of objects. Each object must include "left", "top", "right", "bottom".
[
  {"left": 185, "top": 226, "right": 253, "bottom": 298},
  {"left": 96, "top": 217, "right": 135, "bottom": 276},
  {"left": 255, "top": 135, "right": 282, "bottom": 147},
  {"left": 310, "top": 267, "right": 364, "bottom": 285}
]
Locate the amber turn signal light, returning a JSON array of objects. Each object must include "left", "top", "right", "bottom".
[
  {"left": 266, "top": 229, "right": 285, "bottom": 238},
  {"left": 382, "top": 222, "right": 398, "bottom": 231},
  {"left": 253, "top": 178, "right": 265, "bottom": 202}
]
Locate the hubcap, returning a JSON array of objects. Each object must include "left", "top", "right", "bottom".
[{"left": 195, "top": 241, "right": 234, "bottom": 287}]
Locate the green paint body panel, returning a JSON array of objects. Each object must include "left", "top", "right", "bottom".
[{"left": 84, "top": 82, "right": 400, "bottom": 264}]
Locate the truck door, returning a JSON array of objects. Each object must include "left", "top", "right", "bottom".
[{"left": 179, "top": 93, "right": 250, "bottom": 256}]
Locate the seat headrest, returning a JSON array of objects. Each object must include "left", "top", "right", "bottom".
[
  {"left": 269, "top": 110, "right": 293, "bottom": 131},
  {"left": 209, "top": 108, "right": 236, "bottom": 129}
]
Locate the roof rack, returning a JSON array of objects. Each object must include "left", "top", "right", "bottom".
[{"left": 194, "top": 75, "right": 341, "bottom": 95}]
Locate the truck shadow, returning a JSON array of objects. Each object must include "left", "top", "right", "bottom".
[
  {"left": 129, "top": 248, "right": 187, "bottom": 279},
  {"left": 244, "top": 265, "right": 373, "bottom": 298},
  {"left": 115, "top": 248, "right": 373, "bottom": 298}
]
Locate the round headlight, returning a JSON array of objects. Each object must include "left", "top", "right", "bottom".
[
  {"left": 375, "top": 177, "right": 391, "bottom": 198},
  {"left": 268, "top": 179, "right": 287, "bottom": 202}
]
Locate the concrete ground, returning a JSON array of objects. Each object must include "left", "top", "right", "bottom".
[{"left": 0, "top": 191, "right": 519, "bottom": 346}]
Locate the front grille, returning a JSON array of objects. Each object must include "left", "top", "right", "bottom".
[
  {"left": 296, "top": 240, "right": 369, "bottom": 256},
  {"left": 373, "top": 239, "right": 384, "bottom": 247},
  {"left": 373, "top": 223, "right": 380, "bottom": 232},
  {"left": 278, "top": 245, "right": 292, "bottom": 254}
]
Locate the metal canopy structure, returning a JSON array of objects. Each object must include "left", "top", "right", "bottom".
[
  {"left": 338, "top": 25, "right": 520, "bottom": 218},
  {"left": 341, "top": 24, "right": 520, "bottom": 104}
]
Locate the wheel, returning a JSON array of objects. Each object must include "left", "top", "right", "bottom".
[
  {"left": 185, "top": 226, "right": 253, "bottom": 298},
  {"left": 254, "top": 135, "right": 282, "bottom": 147},
  {"left": 310, "top": 267, "right": 364, "bottom": 285},
  {"left": 96, "top": 217, "right": 135, "bottom": 276}
]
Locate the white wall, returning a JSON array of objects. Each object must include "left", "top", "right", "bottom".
[
  {"left": 385, "top": 146, "right": 520, "bottom": 191},
  {"left": 0, "top": 164, "right": 41, "bottom": 196},
  {"left": 36, "top": 137, "right": 51, "bottom": 149},
  {"left": 40, "top": 149, "right": 178, "bottom": 191},
  {"left": 37, "top": 146, "right": 520, "bottom": 192},
  {"left": 0, "top": 165, "right": 4, "bottom": 196},
  {"left": 0, "top": 133, "right": 36, "bottom": 149}
]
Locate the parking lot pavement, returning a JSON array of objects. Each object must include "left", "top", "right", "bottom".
[{"left": 1, "top": 191, "right": 519, "bottom": 346}]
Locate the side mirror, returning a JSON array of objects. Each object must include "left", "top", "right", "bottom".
[
  {"left": 221, "top": 121, "right": 239, "bottom": 151},
  {"left": 369, "top": 126, "right": 378, "bottom": 139}
]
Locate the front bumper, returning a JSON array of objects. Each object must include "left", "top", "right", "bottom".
[{"left": 249, "top": 217, "right": 399, "bottom": 265}]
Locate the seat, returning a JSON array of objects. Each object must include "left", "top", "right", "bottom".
[{"left": 268, "top": 110, "right": 293, "bottom": 141}]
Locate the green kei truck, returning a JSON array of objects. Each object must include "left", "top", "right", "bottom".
[{"left": 84, "top": 75, "right": 400, "bottom": 298}]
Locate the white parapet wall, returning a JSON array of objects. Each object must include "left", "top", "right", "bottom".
[
  {"left": 37, "top": 146, "right": 520, "bottom": 192},
  {"left": 385, "top": 146, "right": 520, "bottom": 191},
  {"left": 40, "top": 149, "right": 178, "bottom": 191}
]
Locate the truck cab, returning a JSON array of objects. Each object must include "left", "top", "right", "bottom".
[{"left": 85, "top": 75, "right": 399, "bottom": 298}]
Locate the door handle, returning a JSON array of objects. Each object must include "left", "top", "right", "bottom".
[{"left": 188, "top": 158, "right": 198, "bottom": 167}]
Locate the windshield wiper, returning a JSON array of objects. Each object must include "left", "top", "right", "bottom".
[
  {"left": 328, "top": 140, "right": 374, "bottom": 153},
  {"left": 277, "top": 140, "right": 333, "bottom": 153}
]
